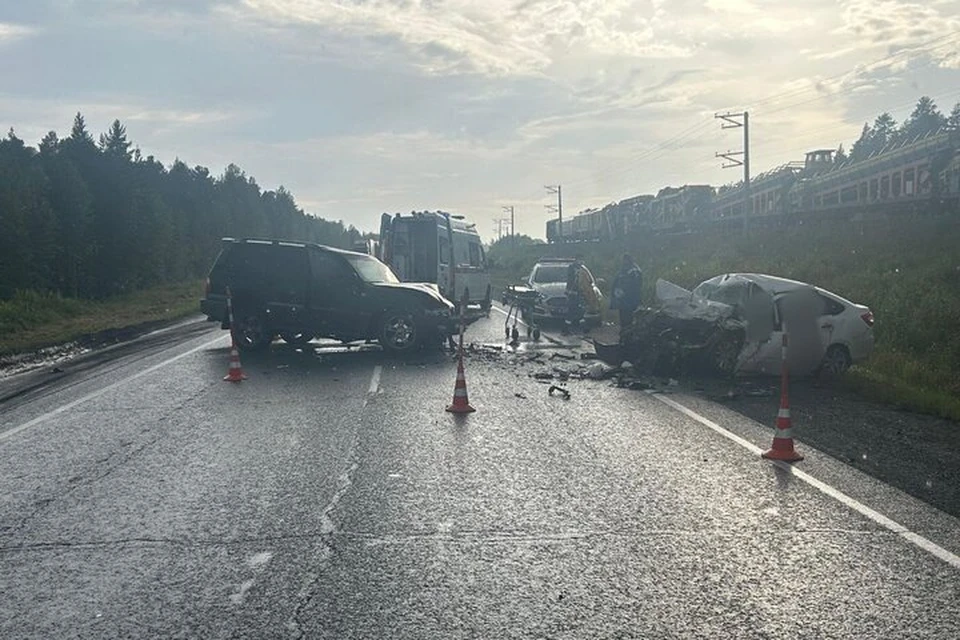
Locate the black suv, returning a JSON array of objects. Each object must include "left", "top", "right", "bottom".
[{"left": 200, "top": 238, "right": 456, "bottom": 354}]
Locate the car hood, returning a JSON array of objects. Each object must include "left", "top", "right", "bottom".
[
  {"left": 655, "top": 279, "right": 735, "bottom": 322},
  {"left": 370, "top": 281, "right": 453, "bottom": 308}
]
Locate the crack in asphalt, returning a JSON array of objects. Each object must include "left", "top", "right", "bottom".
[
  {"left": 286, "top": 402, "right": 365, "bottom": 639},
  {"left": 6, "top": 380, "right": 219, "bottom": 538},
  {"left": 4, "top": 526, "right": 913, "bottom": 555}
]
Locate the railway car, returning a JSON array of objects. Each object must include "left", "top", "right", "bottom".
[{"left": 545, "top": 128, "right": 960, "bottom": 242}]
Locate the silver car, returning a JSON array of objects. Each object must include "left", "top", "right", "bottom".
[
  {"left": 662, "top": 273, "right": 875, "bottom": 376},
  {"left": 525, "top": 258, "right": 604, "bottom": 327}
]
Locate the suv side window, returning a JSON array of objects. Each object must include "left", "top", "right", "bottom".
[
  {"left": 231, "top": 243, "right": 308, "bottom": 303},
  {"left": 309, "top": 249, "right": 357, "bottom": 302}
]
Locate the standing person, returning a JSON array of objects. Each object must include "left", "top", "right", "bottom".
[
  {"left": 564, "top": 255, "right": 585, "bottom": 334},
  {"left": 611, "top": 254, "right": 643, "bottom": 334}
]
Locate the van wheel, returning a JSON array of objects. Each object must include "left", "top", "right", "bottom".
[
  {"left": 233, "top": 311, "right": 273, "bottom": 352},
  {"left": 380, "top": 309, "right": 420, "bottom": 355}
]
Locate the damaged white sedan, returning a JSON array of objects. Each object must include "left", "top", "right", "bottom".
[{"left": 658, "top": 273, "right": 875, "bottom": 376}]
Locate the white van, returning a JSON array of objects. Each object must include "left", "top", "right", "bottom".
[{"left": 378, "top": 211, "right": 492, "bottom": 310}]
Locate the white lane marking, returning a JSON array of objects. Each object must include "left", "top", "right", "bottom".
[
  {"left": 247, "top": 551, "right": 273, "bottom": 570},
  {"left": 1, "top": 334, "right": 228, "bottom": 444},
  {"left": 368, "top": 365, "right": 382, "bottom": 394},
  {"left": 230, "top": 579, "right": 255, "bottom": 605},
  {"left": 491, "top": 305, "right": 528, "bottom": 327},
  {"left": 649, "top": 391, "right": 960, "bottom": 570}
]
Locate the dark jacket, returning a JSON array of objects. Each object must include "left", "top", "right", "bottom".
[{"left": 611, "top": 265, "right": 643, "bottom": 310}]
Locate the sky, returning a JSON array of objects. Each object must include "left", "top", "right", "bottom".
[{"left": 2, "top": 0, "right": 959, "bottom": 241}]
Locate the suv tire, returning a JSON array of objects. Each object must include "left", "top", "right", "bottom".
[
  {"left": 233, "top": 309, "right": 273, "bottom": 352},
  {"left": 380, "top": 309, "right": 420, "bottom": 355}
]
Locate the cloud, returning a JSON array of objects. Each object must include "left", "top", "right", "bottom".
[{"left": 0, "top": 22, "right": 37, "bottom": 42}]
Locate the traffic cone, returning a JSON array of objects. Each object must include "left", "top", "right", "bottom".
[
  {"left": 223, "top": 343, "right": 247, "bottom": 382},
  {"left": 223, "top": 285, "right": 247, "bottom": 382},
  {"left": 446, "top": 354, "right": 475, "bottom": 413},
  {"left": 762, "top": 333, "right": 802, "bottom": 462}
]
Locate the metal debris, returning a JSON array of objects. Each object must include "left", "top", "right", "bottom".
[{"left": 548, "top": 385, "right": 571, "bottom": 400}]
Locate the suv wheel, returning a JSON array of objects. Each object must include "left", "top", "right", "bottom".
[
  {"left": 233, "top": 311, "right": 273, "bottom": 352},
  {"left": 380, "top": 309, "right": 420, "bottom": 355}
]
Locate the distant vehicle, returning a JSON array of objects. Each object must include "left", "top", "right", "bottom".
[
  {"left": 200, "top": 238, "right": 455, "bottom": 355},
  {"left": 522, "top": 258, "right": 603, "bottom": 327},
  {"left": 352, "top": 238, "right": 379, "bottom": 256},
  {"left": 378, "top": 211, "right": 492, "bottom": 311},
  {"left": 663, "top": 273, "right": 875, "bottom": 376}
]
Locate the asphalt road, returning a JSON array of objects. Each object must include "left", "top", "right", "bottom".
[{"left": 2, "top": 308, "right": 959, "bottom": 639}]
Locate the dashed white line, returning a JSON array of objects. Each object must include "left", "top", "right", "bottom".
[
  {"left": 648, "top": 391, "right": 960, "bottom": 570},
  {"left": 1, "top": 334, "right": 228, "bottom": 444},
  {"left": 368, "top": 365, "right": 382, "bottom": 394}
]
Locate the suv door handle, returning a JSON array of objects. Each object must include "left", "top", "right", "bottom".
[{"left": 821, "top": 323, "right": 833, "bottom": 329}]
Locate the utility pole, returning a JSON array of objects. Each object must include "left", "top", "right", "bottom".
[
  {"left": 715, "top": 111, "right": 750, "bottom": 190},
  {"left": 493, "top": 217, "right": 510, "bottom": 241},
  {"left": 502, "top": 206, "right": 515, "bottom": 244},
  {"left": 545, "top": 185, "right": 562, "bottom": 243}
]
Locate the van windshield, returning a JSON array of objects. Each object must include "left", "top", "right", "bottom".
[
  {"left": 533, "top": 264, "right": 569, "bottom": 283},
  {"left": 345, "top": 254, "right": 400, "bottom": 284}
]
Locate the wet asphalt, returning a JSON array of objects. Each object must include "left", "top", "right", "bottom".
[{"left": 1, "top": 309, "right": 958, "bottom": 639}]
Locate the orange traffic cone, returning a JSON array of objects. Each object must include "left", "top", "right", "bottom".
[
  {"left": 223, "top": 286, "right": 247, "bottom": 383},
  {"left": 446, "top": 354, "right": 475, "bottom": 413},
  {"left": 762, "top": 333, "right": 802, "bottom": 462},
  {"left": 224, "top": 341, "right": 247, "bottom": 383}
]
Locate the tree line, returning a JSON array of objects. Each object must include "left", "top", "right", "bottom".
[
  {"left": 0, "top": 113, "right": 361, "bottom": 300},
  {"left": 836, "top": 96, "right": 960, "bottom": 164}
]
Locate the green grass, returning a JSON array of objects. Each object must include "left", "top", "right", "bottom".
[
  {"left": 488, "top": 215, "right": 960, "bottom": 421},
  {"left": 0, "top": 280, "right": 204, "bottom": 356}
]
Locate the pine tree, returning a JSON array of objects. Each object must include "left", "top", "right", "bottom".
[
  {"left": 898, "top": 96, "right": 946, "bottom": 142},
  {"left": 69, "top": 112, "right": 94, "bottom": 145},
  {"left": 849, "top": 123, "right": 873, "bottom": 162},
  {"left": 39, "top": 131, "right": 59, "bottom": 156},
  {"left": 946, "top": 102, "right": 960, "bottom": 131},
  {"left": 99, "top": 119, "right": 132, "bottom": 160}
]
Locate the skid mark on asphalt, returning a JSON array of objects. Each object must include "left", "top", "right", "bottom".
[
  {"left": 650, "top": 391, "right": 960, "bottom": 571},
  {"left": 286, "top": 364, "right": 378, "bottom": 637},
  {"left": 0, "top": 334, "right": 228, "bottom": 444}
]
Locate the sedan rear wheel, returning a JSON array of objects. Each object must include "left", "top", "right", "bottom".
[{"left": 819, "top": 344, "right": 852, "bottom": 377}]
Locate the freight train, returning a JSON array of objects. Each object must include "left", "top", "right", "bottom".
[{"left": 546, "top": 128, "right": 960, "bottom": 242}]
